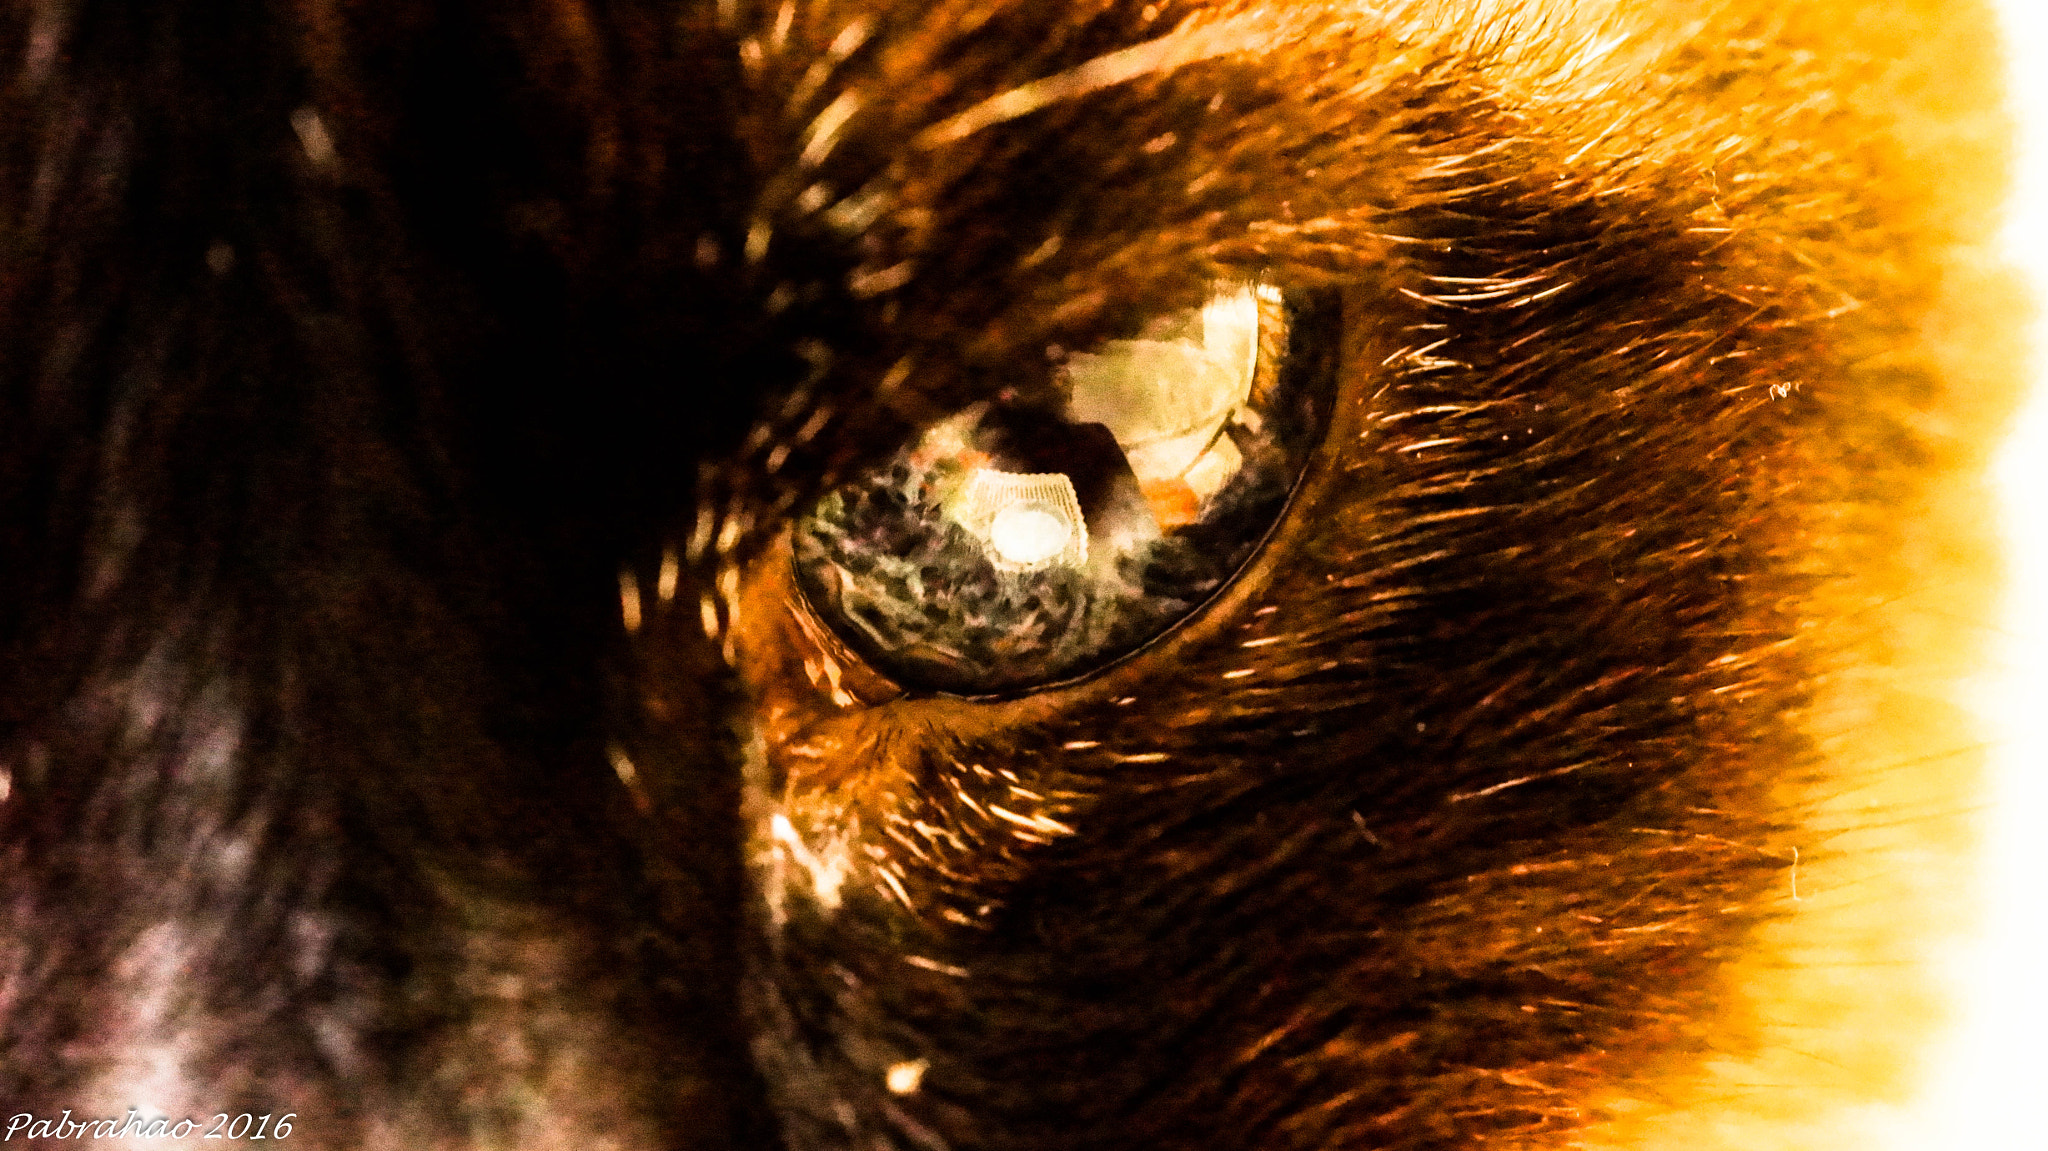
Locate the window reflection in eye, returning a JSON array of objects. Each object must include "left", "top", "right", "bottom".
[{"left": 791, "top": 281, "right": 1336, "bottom": 696}]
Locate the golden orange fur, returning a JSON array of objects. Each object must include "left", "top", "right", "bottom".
[{"left": 0, "top": 1, "right": 2026, "bottom": 1148}]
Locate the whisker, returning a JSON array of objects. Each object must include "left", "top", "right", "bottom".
[{"left": 914, "top": 8, "right": 1334, "bottom": 149}]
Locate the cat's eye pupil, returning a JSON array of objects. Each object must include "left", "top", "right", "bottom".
[{"left": 793, "top": 280, "right": 1333, "bottom": 697}]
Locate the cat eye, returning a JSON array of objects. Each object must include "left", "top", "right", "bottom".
[{"left": 791, "top": 280, "right": 1336, "bottom": 697}]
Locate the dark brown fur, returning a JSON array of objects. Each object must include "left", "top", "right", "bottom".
[{"left": 0, "top": 2, "right": 2020, "bottom": 1148}]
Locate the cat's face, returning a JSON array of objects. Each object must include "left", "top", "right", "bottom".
[{"left": 0, "top": 1, "right": 2032, "bottom": 1149}]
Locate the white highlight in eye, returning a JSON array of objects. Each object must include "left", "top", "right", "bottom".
[
  {"left": 950, "top": 469, "right": 1088, "bottom": 570},
  {"left": 988, "top": 504, "right": 1070, "bottom": 566}
]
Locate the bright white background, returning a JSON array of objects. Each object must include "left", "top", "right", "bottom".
[{"left": 1881, "top": 3, "right": 2048, "bottom": 1148}]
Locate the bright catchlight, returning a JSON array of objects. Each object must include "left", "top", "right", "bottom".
[
  {"left": 949, "top": 467, "right": 1090, "bottom": 571},
  {"left": 988, "top": 503, "right": 1074, "bottom": 567}
]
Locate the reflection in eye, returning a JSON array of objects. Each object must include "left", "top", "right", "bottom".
[{"left": 792, "top": 282, "right": 1334, "bottom": 696}]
